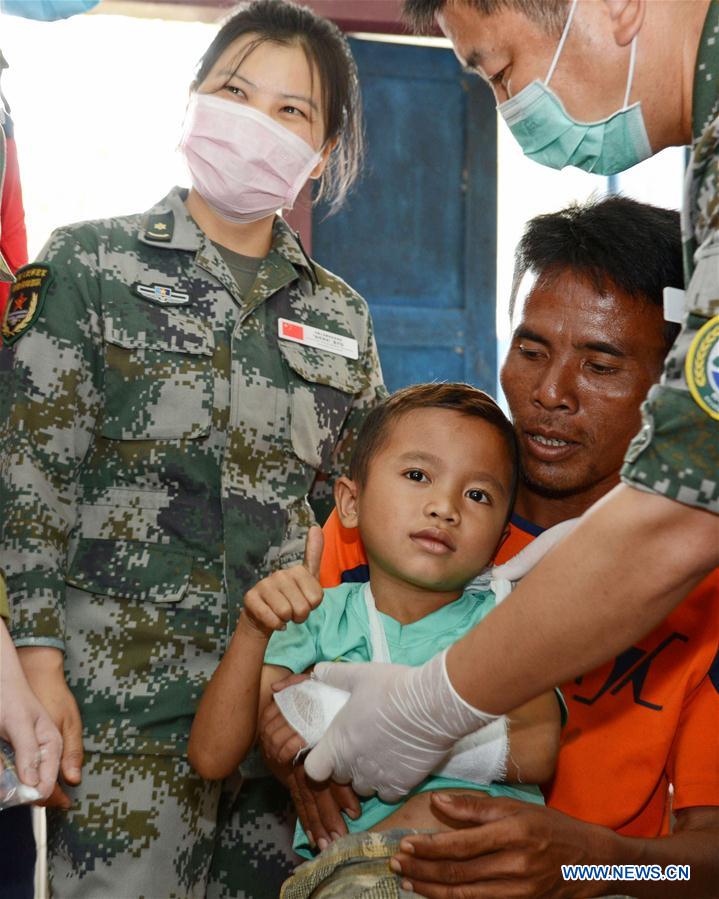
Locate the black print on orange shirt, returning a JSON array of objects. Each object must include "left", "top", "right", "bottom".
[{"left": 572, "top": 632, "right": 689, "bottom": 711}]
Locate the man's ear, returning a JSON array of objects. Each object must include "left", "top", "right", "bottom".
[
  {"left": 334, "top": 476, "right": 360, "bottom": 528},
  {"left": 603, "top": 0, "right": 645, "bottom": 47}
]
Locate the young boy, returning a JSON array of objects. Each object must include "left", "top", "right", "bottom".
[{"left": 189, "top": 384, "right": 561, "bottom": 897}]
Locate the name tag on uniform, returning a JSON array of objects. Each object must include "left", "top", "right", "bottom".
[
  {"left": 663, "top": 286, "right": 685, "bottom": 323},
  {"left": 136, "top": 283, "right": 190, "bottom": 306},
  {"left": 278, "top": 318, "right": 358, "bottom": 360}
]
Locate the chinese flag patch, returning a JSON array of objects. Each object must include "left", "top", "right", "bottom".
[{"left": 282, "top": 320, "right": 305, "bottom": 340}]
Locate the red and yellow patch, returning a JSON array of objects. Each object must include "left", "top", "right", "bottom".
[{"left": 1, "top": 264, "right": 53, "bottom": 345}]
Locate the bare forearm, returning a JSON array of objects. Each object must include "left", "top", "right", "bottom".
[
  {"left": 448, "top": 486, "right": 718, "bottom": 713},
  {"left": 188, "top": 616, "right": 267, "bottom": 779},
  {"left": 505, "top": 692, "right": 560, "bottom": 785}
]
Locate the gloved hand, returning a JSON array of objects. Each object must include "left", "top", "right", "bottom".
[{"left": 304, "top": 650, "right": 497, "bottom": 802}]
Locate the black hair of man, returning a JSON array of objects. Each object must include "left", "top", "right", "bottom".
[
  {"left": 402, "top": 0, "right": 568, "bottom": 33},
  {"left": 509, "top": 195, "right": 683, "bottom": 351}
]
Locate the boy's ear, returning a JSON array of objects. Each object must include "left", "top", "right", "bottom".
[{"left": 334, "top": 476, "right": 360, "bottom": 529}]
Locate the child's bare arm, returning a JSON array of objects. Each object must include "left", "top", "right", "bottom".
[
  {"left": 505, "top": 690, "right": 562, "bottom": 785},
  {"left": 188, "top": 528, "right": 324, "bottom": 780}
]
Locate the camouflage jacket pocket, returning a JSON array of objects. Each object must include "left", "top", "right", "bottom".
[
  {"left": 66, "top": 537, "right": 193, "bottom": 604},
  {"left": 279, "top": 339, "right": 369, "bottom": 470},
  {"left": 100, "top": 310, "right": 214, "bottom": 440}
]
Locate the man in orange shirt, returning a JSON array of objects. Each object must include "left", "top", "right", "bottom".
[{"left": 310, "top": 197, "right": 719, "bottom": 897}]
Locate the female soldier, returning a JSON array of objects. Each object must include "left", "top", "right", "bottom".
[{"left": 0, "top": 2, "right": 385, "bottom": 896}]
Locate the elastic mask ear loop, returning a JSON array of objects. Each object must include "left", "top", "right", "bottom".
[
  {"left": 622, "top": 35, "right": 638, "bottom": 108},
  {"left": 545, "top": 0, "right": 578, "bottom": 86}
]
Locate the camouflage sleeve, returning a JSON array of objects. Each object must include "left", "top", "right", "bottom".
[
  {"left": 621, "top": 113, "right": 719, "bottom": 511},
  {"left": 0, "top": 227, "right": 104, "bottom": 649},
  {"left": 309, "top": 313, "right": 387, "bottom": 525}
]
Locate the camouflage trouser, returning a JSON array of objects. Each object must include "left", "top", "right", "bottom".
[
  {"left": 47, "top": 752, "right": 299, "bottom": 899},
  {"left": 207, "top": 770, "right": 299, "bottom": 899},
  {"left": 280, "top": 830, "right": 423, "bottom": 899}
]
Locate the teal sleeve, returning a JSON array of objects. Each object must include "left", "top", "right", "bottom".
[{"left": 264, "top": 610, "right": 323, "bottom": 674}]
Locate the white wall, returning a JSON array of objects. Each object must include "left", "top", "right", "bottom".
[{"left": 1, "top": 10, "right": 214, "bottom": 256}]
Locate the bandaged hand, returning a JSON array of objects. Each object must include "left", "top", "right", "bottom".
[
  {"left": 275, "top": 676, "right": 508, "bottom": 784},
  {"left": 304, "top": 650, "right": 498, "bottom": 802}
]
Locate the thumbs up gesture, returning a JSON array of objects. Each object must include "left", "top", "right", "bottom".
[{"left": 241, "top": 526, "right": 325, "bottom": 639}]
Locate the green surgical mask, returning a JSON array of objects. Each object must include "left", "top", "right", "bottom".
[{"left": 498, "top": 0, "right": 652, "bottom": 175}]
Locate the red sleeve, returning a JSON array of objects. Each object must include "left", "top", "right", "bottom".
[
  {"left": 320, "top": 508, "right": 368, "bottom": 588},
  {"left": 668, "top": 650, "right": 719, "bottom": 811},
  {"left": 0, "top": 132, "right": 29, "bottom": 319}
]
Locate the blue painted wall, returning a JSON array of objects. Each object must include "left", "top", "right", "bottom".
[{"left": 313, "top": 38, "right": 498, "bottom": 395}]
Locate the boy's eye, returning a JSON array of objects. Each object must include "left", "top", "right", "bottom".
[
  {"left": 405, "top": 469, "right": 428, "bottom": 483},
  {"left": 466, "top": 488, "right": 490, "bottom": 504}
]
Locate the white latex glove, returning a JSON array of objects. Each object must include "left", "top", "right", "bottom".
[
  {"left": 492, "top": 517, "right": 580, "bottom": 583},
  {"left": 275, "top": 679, "right": 508, "bottom": 785},
  {"left": 304, "top": 650, "right": 497, "bottom": 802}
]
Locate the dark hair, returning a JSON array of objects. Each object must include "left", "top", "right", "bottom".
[
  {"left": 193, "top": 0, "right": 364, "bottom": 215},
  {"left": 350, "top": 382, "right": 519, "bottom": 519},
  {"left": 403, "top": 0, "right": 568, "bottom": 34},
  {"left": 510, "top": 195, "right": 683, "bottom": 351}
]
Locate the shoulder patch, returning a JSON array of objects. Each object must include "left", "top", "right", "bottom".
[
  {"left": 2, "top": 264, "right": 53, "bottom": 345},
  {"left": 143, "top": 212, "right": 174, "bottom": 242},
  {"left": 685, "top": 314, "right": 719, "bottom": 420}
]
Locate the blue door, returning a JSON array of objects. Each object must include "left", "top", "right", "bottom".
[{"left": 313, "top": 37, "right": 497, "bottom": 394}]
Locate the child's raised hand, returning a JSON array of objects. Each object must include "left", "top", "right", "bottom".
[{"left": 241, "top": 526, "right": 325, "bottom": 638}]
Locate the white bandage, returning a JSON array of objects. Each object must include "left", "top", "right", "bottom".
[
  {"left": 305, "top": 650, "right": 499, "bottom": 800},
  {"left": 273, "top": 679, "right": 352, "bottom": 749},
  {"left": 275, "top": 675, "right": 508, "bottom": 785}
]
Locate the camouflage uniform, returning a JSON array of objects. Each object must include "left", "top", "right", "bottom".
[
  {"left": 0, "top": 186, "right": 386, "bottom": 897},
  {"left": 622, "top": 0, "right": 719, "bottom": 510},
  {"left": 280, "top": 830, "right": 423, "bottom": 899}
]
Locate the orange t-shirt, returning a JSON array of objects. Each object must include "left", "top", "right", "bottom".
[{"left": 320, "top": 508, "right": 719, "bottom": 836}]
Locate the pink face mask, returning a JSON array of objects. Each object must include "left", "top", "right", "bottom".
[{"left": 180, "top": 93, "right": 323, "bottom": 224}]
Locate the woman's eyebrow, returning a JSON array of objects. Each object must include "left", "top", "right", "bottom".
[
  {"left": 219, "top": 70, "right": 318, "bottom": 111},
  {"left": 279, "top": 91, "right": 318, "bottom": 112}
]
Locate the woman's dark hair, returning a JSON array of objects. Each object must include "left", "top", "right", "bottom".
[{"left": 193, "top": 0, "right": 364, "bottom": 215}]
